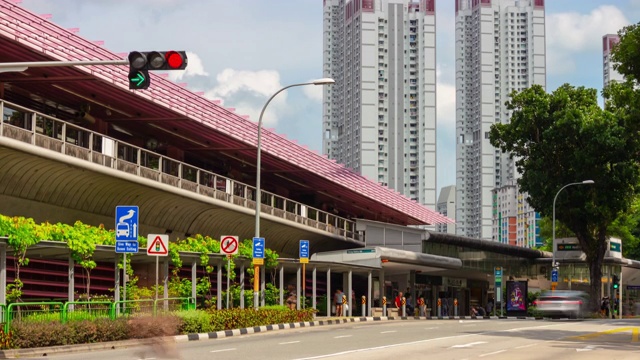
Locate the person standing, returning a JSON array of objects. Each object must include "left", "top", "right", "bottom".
[
  {"left": 334, "top": 289, "right": 344, "bottom": 316},
  {"left": 394, "top": 291, "right": 404, "bottom": 316}
]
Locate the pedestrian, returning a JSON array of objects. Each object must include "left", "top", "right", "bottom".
[
  {"left": 487, "top": 296, "right": 494, "bottom": 315},
  {"left": 334, "top": 289, "right": 344, "bottom": 316},
  {"left": 286, "top": 284, "right": 297, "bottom": 310},
  {"left": 394, "top": 291, "right": 404, "bottom": 316}
]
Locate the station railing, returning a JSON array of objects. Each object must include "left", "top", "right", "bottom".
[{"left": 0, "top": 100, "right": 361, "bottom": 243}]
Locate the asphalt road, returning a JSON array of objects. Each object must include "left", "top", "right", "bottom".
[{"left": 29, "top": 318, "right": 640, "bottom": 360}]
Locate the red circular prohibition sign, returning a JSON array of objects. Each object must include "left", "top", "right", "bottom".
[{"left": 221, "top": 236, "right": 238, "bottom": 254}]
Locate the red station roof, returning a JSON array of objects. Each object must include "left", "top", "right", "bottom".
[{"left": 0, "top": 0, "right": 454, "bottom": 226}]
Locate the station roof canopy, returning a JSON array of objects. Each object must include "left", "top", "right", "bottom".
[{"left": 0, "top": 1, "right": 453, "bottom": 227}]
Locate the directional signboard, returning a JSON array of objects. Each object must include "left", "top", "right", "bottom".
[
  {"left": 220, "top": 235, "right": 239, "bottom": 256},
  {"left": 299, "top": 240, "right": 309, "bottom": 264},
  {"left": 147, "top": 234, "right": 168, "bottom": 256},
  {"left": 494, "top": 266, "right": 502, "bottom": 308},
  {"left": 253, "top": 237, "right": 265, "bottom": 265},
  {"left": 115, "top": 206, "right": 139, "bottom": 253},
  {"left": 551, "top": 268, "right": 558, "bottom": 283}
]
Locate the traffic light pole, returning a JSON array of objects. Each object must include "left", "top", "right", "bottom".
[{"left": 0, "top": 59, "right": 129, "bottom": 73}]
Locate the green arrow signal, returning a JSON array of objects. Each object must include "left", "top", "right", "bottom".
[{"left": 130, "top": 71, "right": 145, "bottom": 86}]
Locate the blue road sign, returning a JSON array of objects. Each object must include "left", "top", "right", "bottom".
[
  {"left": 116, "top": 241, "right": 139, "bottom": 253},
  {"left": 253, "top": 237, "right": 265, "bottom": 259},
  {"left": 115, "top": 206, "right": 139, "bottom": 241},
  {"left": 551, "top": 268, "right": 558, "bottom": 282},
  {"left": 300, "top": 240, "right": 309, "bottom": 259}
]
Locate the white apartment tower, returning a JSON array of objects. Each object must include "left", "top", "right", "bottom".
[
  {"left": 603, "top": 34, "right": 624, "bottom": 89},
  {"left": 455, "top": 0, "right": 546, "bottom": 239},
  {"left": 322, "top": 0, "right": 437, "bottom": 208},
  {"left": 436, "top": 185, "right": 456, "bottom": 234}
]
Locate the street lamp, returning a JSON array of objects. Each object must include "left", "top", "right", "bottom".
[
  {"left": 253, "top": 78, "right": 335, "bottom": 309},
  {"left": 551, "top": 180, "right": 595, "bottom": 287}
]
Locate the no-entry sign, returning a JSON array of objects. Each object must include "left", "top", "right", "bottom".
[{"left": 220, "top": 235, "right": 239, "bottom": 255}]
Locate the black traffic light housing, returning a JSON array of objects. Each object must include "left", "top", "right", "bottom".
[
  {"left": 612, "top": 274, "right": 620, "bottom": 290},
  {"left": 127, "top": 51, "right": 188, "bottom": 90}
]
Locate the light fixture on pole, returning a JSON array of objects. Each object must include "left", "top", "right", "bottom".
[
  {"left": 253, "top": 78, "right": 335, "bottom": 309},
  {"left": 551, "top": 180, "right": 594, "bottom": 288}
]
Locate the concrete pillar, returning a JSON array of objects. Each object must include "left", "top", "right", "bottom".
[
  {"left": 279, "top": 266, "right": 284, "bottom": 306},
  {"left": 191, "top": 260, "right": 197, "bottom": 300},
  {"left": 0, "top": 243, "right": 5, "bottom": 307},
  {"left": 326, "top": 268, "right": 331, "bottom": 317},
  {"left": 347, "top": 270, "right": 353, "bottom": 316},
  {"left": 378, "top": 269, "right": 385, "bottom": 306},
  {"left": 367, "top": 271, "right": 372, "bottom": 317},
  {"left": 68, "top": 255, "right": 75, "bottom": 304},
  {"left": 312, "top": 266, "right": 317, "bottom": 312}
]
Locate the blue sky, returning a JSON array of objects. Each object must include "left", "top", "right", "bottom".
[{"left": 17, "top": 0, "right": 639, "bottom": 196}]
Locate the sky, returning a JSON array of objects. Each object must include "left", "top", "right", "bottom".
[{"left": 15, "top": 0, "right": 640, "bottom": 196}]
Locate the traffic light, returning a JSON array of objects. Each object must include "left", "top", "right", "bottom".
[
  {"left": 612, "top": 274, "right": 620, "bottom": 290},
  {"left": 127, "top": 51, "right": 188, "bottom": 89}
]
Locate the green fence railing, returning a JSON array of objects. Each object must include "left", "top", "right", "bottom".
[
  {"left": 2, "top": 297, "right": 197, "bottom": 332},
  {"left": 5, "top": 301, "right": 64, "bottom": 333}
]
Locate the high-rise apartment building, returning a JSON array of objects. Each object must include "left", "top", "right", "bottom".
[
  {"left": 455, "top": 0, "right": 546, "bottom": 239},
  {"left": 436, "top": 185, "right": 456, "bottom": 234},
  {"left": 603, "top": 34, "right": 624, "bottom": 89},
  {"left": 492, "top": 184, "right": 540, "bottom": 247},
  {"left": 322, "top": 0, "right": 437, "bottom": 208}
]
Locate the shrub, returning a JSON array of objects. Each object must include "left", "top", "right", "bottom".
[
  {"left": 10, "top": 318, "right": 130, "bottom": 349},
  {"left": 175, "top": 310, "right": 213, "bottom": 334}
]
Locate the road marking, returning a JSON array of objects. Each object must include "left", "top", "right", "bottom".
[
  {"left": 334, "top": 335, "right": 352, "bottom": 339},
  {"left": 292, "top": 323, "right": 565, "bottom": 360},
  {"left": 567, "top": 327, "right": 637, "bottom": 341},
  {"left": 576, "top": 345, "right": 597, "bottom": 352},
  {"left": 380, "top": 330, "right": 397, "bottom": 334},
  {"left": 451, "top": 341, "right": 487, "bottom": 348},
  {"left": 210, "top": 348, "right": 236, "bottom": 353},
  {"left": 462, "top": 324, "right": 477, "bottom": 327},
  {"left": 633, "top": 328, "right": 639, "bottom": 343},
  {"left": 280, "top": 341, "right": 301, "bottom": 345},
  {"left": 424, "top": 327, "right": 439, "bottom": 330},
  {"left": 479, "top": 350, "right": 506, "bottom": 357},
  {"left": 515, "top": 343, "right": 539, "bottom": 349}
]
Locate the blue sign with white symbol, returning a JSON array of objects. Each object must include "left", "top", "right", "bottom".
[
  {"left": 253, "top": 237, "right": 265, "bottom": 259},
  {"left": 116, "top": 241, "right": 139, "bottom": 253},
  {"left": 115, "top": 206, "right": 139, "bottom": 241},
  {"left": 551, "top": 268, "right": 558, "bottom": 282},
  {"left": 300, "top": 240, "right": 309, "bottom": 259}
]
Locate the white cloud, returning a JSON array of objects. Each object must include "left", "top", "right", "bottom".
[
  {"left": 167, "top": 51, "right": 209, "bottom": 82},
  {"left": 547, "top": 5, "right": 628, "bottom": 52},
  {"left": 204, "top": 69, "right": 287, "bottom": 127},
  {"left": 302, "top": 83, "right": 324, "bottom": 102}
]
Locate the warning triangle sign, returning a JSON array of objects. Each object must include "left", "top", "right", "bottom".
[{"left": 147, "top": 234, "right": 168, "bottom": 256}]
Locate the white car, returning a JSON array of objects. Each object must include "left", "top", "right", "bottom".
[{"left": 534, "top": 290, "right": 589, "bottom": 319}]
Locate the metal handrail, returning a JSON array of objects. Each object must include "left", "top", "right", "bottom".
[{"left": 0, "top": 99, "right": 361, "bottom": 242}]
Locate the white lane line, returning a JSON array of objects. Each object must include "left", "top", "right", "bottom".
[
  {"left": 380, "top": 330, "right": 397, "bottom": 334},
  {"left": 210, "top": 348, "right": 237, "bottom": 353},
  {"left": 515, "top": 343, "right": 538, "bottom": 349},
  {"left": 450, "top": 341, "right": 487, "bottom": 348},
  {"left": 424, "top": 327, "right": 439, "bottom": 330},
  {"left": 292, "top": 323, "right": 565, "bottom": 360},
  {"left": 480, "top": 350, "right": 507, "bottom": 357},
  {"left": 334, "top": 335, "right": 353, "bottom": 339},
  {"left": 280, "top": 341, "right": 301, "bottom": 345}
]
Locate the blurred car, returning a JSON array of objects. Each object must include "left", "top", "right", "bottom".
[{"left": 533, "top": 290, "right": 589, "bottom": 319}]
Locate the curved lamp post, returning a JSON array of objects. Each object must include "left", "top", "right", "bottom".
[
  {"left": 551, "top": 180, "right": 595, "bottom": 288},
  {"left": 253, "top": 78, "right": 335, "bottom": 309}
]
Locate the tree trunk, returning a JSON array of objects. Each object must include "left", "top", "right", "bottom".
[{"left": 578, "top": 229, "right": 607, "bottom": 313}]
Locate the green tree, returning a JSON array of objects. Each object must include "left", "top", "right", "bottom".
[{"left": 489, "top": 84, "right": 640, "bottom": 311}]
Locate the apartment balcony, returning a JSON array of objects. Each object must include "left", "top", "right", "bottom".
[{"left": 0, "top": 100, "right": 360, "bottom": 242}]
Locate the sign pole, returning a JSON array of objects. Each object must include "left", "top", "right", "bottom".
[
  {"left": 226, "top": 256, "right": 231, "bottom": 309},
  {"left": 155, "top": 256, "right": 159, "bottom": 301},
  {"left": 254, "top": 265, "right": 260, "bottom": 309},
  {"left": 123, "top": 253, "right": 127, "bottom": 303},
  {"left": 302, "top": 263, "right": 306, "bottom": 309}
]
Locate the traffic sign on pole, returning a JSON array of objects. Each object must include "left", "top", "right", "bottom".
[
  {"left": 299, "top": 240, "right": 309, "bottom": 264},
  {"left": 220, "top": 235, "right": 239, "bottom": 255},
  {"left": 253, "top": 237, "right": 265, "bottom": 265},
  {"left": 147, "top": 234, "right": 168, "bottom": 256},
  {"left": 551, "top": 268, "right": 558, "bottom": 283},
  {"left": 115, "top": 205, "right": 139, "bottom": 253}
]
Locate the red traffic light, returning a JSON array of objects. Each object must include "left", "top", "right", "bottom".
[{"left": 165, "top": 51, "right": 184, "bottom": 69}]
